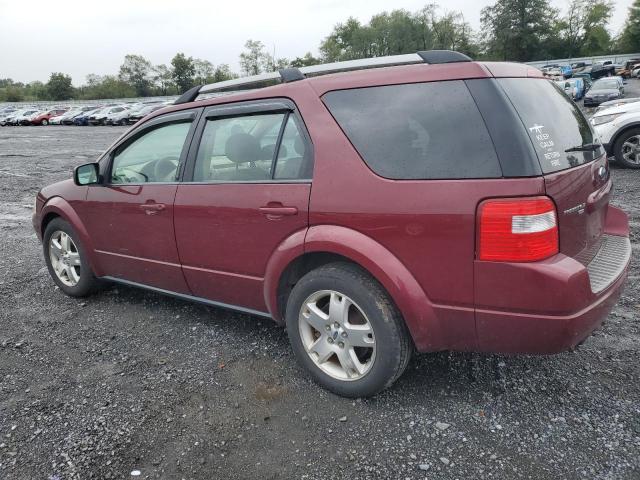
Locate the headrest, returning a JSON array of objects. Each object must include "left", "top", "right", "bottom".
[
  {"left": 225, "top": 133, "right": 261, "bottom": 163},
  {"left": 261, "top": 144, "right": 288, "bottom": 160}
]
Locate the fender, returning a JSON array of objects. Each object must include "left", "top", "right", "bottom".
[
  {"left": 609, "top": 121, "right": 640, "bottom": 152},
  {"left": 265, "top": 224, "right": 446, "bottom": 352},
  {"left": 263, "top": 228, "right": 307, "bottom": 321},
  {"left": 39, "top": 196, "right": 102, "bottom": 276}
]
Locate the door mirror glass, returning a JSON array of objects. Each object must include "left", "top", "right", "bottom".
[{"left": 74, "top": 163, "right": 100, "bottom": 185}]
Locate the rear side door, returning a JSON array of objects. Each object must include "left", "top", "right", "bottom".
[
  {"left": 80, "top": 109, "right": 201, "bottom": 293},
  {"left": 174, "top": 99, "right": 313, "bottom": 313}
]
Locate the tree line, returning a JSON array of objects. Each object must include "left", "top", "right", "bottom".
[{"left": 2, "top": 0, "right": 640, "bottom": 102}]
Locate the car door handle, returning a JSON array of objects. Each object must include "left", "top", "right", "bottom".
[
  {"left": 139, "top": 203, "right": 166, "bottom": 215},
  {"left": 259, "top": 205, "right": 298, "bottom": 219}
]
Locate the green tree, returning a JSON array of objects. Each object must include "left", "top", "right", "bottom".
[
  {"left": 239, "top": 40, "right": 269, "bottom": 75},
  {"left": 213, "top": 64, "right": 237, "bottom": 82},
  {"left": 77, "top": 74, "right": 136, "bottom": 100},
  {"left": 118, "top": 54, "right": 153, "bottom": 96},
  {"left": 4, "top": 86, "right": 23, "bottom": 102},
  {"left": 46, "top": 72, "right": 74, "bottom": 100},
  {"left": 193, "top": 58, "right": 215, "bottom": 84},
  {"left": 618, "top": 0, "right": 640, "bottom": 52},
  {"left": 319, "top": 6, "right": 478, "bottom": 62},
  {"left": 481, "top": 0, "right": 559, "bottom": 61},
  {"left": 171, "top": 53, "right": 196, "bottom": 93},
  {"left": 290, "top": 52, "right": 322, "bottom": 67},
  {"left": 153, "top": 64, "right": 174, "bottom": 95}
]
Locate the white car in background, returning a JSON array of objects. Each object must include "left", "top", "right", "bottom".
[{"left": 591, "top": 100, "right": 640, "bottom": 168}]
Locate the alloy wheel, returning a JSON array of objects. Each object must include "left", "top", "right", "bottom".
[
  {"left": 298, "top": 290, "right": 376, "bottom": 381},
  {"left": 49, "top": 230, "right": 81, "bottom": 286},
  {"left": 621, "top": 135, "right": 640, "bottom": 165}
]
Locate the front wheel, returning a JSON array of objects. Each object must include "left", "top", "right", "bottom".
[
  {"left": 285, "top": 262, "right": 412, "bottom": 397},
  {"left": 43, "top": 218, "right": 101, "bottom": 296},
  {"left": 41, "top": 119, "right": 48, "bottom": 126},
  {"left": 614, "top": 128, "right": 640, "bottom": 169}
]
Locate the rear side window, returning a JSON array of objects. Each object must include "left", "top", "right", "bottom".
[
  {"left": 323, "top": 81, "right": 501, "bottom": 179},
  {"left": 497, "top": 78, "right": 603, "bottom": 173}
]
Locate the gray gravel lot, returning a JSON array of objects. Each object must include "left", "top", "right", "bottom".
[{"left": 0, "top": 94, "right": 639, "bottom": 480}]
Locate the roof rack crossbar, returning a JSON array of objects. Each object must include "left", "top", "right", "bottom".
[{"left": 176, "top": 50, "right": 472, "bottom": 104}]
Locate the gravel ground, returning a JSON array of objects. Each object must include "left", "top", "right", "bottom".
[{"left": 0, "top": 91, "right": 639, "bottom": 480}]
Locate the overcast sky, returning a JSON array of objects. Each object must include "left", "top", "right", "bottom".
[{"left": 0, "top": 0, "right": 634, "bottom": 85}]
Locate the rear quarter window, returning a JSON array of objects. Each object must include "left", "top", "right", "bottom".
[
  {"left": 497, "top": 78, "right": 603, "bottom": 173},
  {"left": 322, "top": 80, "right": 502, "bottom": 180}
]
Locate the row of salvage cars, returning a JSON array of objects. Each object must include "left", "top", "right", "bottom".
[
  {"left": 0, "top": 100, "right": 173, "bottom": 127},
  {"left": 556, "top": 76, "right": 626, "bottom": 106}
]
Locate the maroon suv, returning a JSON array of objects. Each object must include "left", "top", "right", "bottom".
[{"left": 33, "top": 51, "right": 631, "bottom": 397}]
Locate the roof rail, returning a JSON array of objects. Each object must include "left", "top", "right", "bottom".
[{"left": 175, "top": 50, "right": 471, "bottom": 104}]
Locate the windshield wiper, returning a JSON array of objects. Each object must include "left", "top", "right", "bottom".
[{"left": 565, "top": 143, "right": 602, "bottom": 152}]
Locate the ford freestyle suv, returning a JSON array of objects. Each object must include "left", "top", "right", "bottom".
[{"left": 33, "top": 51, "right": 631, "bottom": 397}]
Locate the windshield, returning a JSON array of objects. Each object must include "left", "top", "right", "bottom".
[
  {"left": 498, "top": 78, "right": 602, "bottom": 174},
  {"left": 593, "top": 79, "right": 619, "bottom": 90}
]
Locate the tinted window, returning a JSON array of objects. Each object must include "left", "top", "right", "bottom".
[
  {"left": 111, "top": 121, "right": 191, "bottom": 184},
  {"left": 323, "top": 80, "right": 501, "bottom": 179},
  {"left": 194, "top": 113, "right": 283, "bottom": 182},
  {"left": 498, "top": 78, "right": 602, "bottom": 173}
]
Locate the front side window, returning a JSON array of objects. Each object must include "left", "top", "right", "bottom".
[
  {"left": 322, "top": 81, "right": 501, "bottom": 179},
  {"left": 193, "top": 112, "right": 310, "bottom": 182},
  {"left": 111, "top": 121, "right": 191, "bottom": 184}
]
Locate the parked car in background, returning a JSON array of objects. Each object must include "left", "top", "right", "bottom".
[
  {"left": 591, "top": 100, "right": 640, "bottom": 168},
  {"left": 73, "top": 108, "right": 103, "bottom": 126},
  {"left": 584, "top": 77, "right": 624, "bottom": 107},
  {"left": 0, "top": 108, "right": 25, "bottom": 126},
  {"left": 542, "top": 64, "right": 572, "bottom": 78},
  {"left": 88, "top": 105, "right": 128, "bottom": 126},
  {"left": 617, "top": 59, "right": 640, "bottom": 78},
  {"left": 59, "top": 106, "right": 98, "bottom": 125},
  {"left": 106, "top": 104, "right": 141, "bottom": 125},
  {"left": 32, "top": 51, "right": 630, "bottom": 397},
  {"left": 556, "top": 78, "right": 586, "bottom": 100},
  {"left": 31, "top": 108, "right": 68, "bottom": 126},
  {"left": 127, "top": 103, "right": 165, "bottom": 123},
  {"left": 595, "top": 97, "right": 640, "bottom": 113},
  {"left": 572, "top": 72, "right": 593, "bottom": 92},
  {"left": 15, "top": 109, "right": 41, "bottom": 126},
  {"left": 573, "top": 62, "right": 616, "bottom": 80}
]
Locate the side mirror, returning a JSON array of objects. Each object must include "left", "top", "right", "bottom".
[{"left": 74, "top": 163, "right": 101, "bottom": 186}]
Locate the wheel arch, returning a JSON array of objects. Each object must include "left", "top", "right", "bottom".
[
  {"left": 609, "top": 122, "right": 640, "bottom": 155},
  {"left": 40, "top": 197, "right": 101, "bottom": 275},
  {"left": 264, "top": 225, "right": 442, "bottom": 351}
]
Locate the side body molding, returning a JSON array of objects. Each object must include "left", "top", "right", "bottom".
[{"left": 264, "top": 225, "right": 444, "bottom": 351}]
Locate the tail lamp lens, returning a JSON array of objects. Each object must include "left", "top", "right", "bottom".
[{"left": 479, "top": 197, "right": 558, "bottom": 262}]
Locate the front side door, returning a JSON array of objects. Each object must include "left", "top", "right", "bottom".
[
  {"left": 80, "top": 110, "right": 200, "bottom": 293},
  {"left": 174, "top": 100, "right": 313, "bottom": 312}
]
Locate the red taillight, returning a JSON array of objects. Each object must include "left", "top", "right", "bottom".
[{"left": 478, "top": 197, "right": 558, "bottom": 262}]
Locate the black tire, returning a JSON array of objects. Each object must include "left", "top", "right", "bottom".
[
  {"left": 613, "top": 127, "right": 640, "bottom": 169},
  {"left": 285, "top": 262, "right": 412, "bottom": 397},
  {"left": 43, "top": 218, "right": 101, "bottom": 297}
]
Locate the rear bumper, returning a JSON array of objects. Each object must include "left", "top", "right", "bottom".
[{"left": 475, "top": 205, "right": 630, "bottom": 354}]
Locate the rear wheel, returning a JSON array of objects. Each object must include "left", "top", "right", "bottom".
[
  {"left": 614, "top": 128, "right": 640, "bottom": 169},
  {"left": 285, "top": 262, "right": 412, "bottom": 397},
  {"left": 43, "top": 218, "right": 101, "bottom": 296},
  {"left": 41, "top": 119, "right": 48, "bottom": 126}
]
